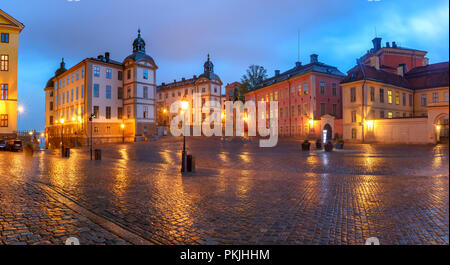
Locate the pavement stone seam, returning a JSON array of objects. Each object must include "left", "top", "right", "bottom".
[{"left": 31, "top": 181, "right": 155, "bottom": 245}]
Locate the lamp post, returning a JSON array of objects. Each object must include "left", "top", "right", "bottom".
[
  {"left": 60, "top": 118, "right": 65, "bottom": 156},
  {"left": 89, "top": 113, "right": 95, "bottom": 160},
  {"left": 181, "top": 99, "right": 189, "bottom": 172},
  {"left": 121, "top": 123, "right": 125, "bottom": 143}
]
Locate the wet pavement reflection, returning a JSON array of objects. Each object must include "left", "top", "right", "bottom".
[{"left": 0, "top": 137, "right": 448, "bottom": 245}]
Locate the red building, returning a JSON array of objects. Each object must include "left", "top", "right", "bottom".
[{"left": 245, "top": 54, "right": 345, "bottom": 138}]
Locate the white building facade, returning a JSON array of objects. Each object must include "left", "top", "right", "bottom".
[{"left": 44, "top": 30, "right": 157, "bottom": 148}]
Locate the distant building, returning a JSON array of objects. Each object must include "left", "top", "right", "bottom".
[
  {"left": 44, "top": 30, "right": 158, "bottom": 148},
  {"left": 341, "top": 37, "right": 449, "bottom": 143},
  {"left": 156, "top": 55, "right": 222, "bottom": 126},
  {"left": 225, "top": 81, "right": 242, "bottom": 101},
  {"left": 245, "top": 54, "right": 345, "bottom": 139},
  {"left": 0, "top": 9, "right": 24, "bottom": 137}
]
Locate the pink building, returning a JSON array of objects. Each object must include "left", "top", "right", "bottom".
[{"left": 245, "top": 54, "right": 345, "bottom": 139}]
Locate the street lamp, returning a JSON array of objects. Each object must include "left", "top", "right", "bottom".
[
  {"left": 121, "top": 123, "right": 125, "bottom": 143},
  {"left": 181, "top": 99, "right": 189, "bottom": 172},
  {"left": 60, "top": 118, "right": 65, "bottom": 156}
]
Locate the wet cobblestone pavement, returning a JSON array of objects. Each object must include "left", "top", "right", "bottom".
[{"left": 0, "top": 137, "right": 448, "bottom": 245}]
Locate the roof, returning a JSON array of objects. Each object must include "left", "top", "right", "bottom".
[
  {"left": 0, "top": 9, "right": 25, "bottom": 30},
  {"left": 251, "top": 61, "right": 345, "bottom": 92},
  {"left": 124, "top": 52, "right": 156, "bottom": 66},
  {"left": 405, "top": 62, "right": 449, "bottom": 90},
  {"left": 341, "top": 62, "right": 449, "bottom": 90},
  {"left": 89, "top": 56, "right": 122, "bottom": 66},
  {"left": 157, "top": 77, "right": 198, "bottom": 91},
  {"left": 341, "top": 64, "right": 411, "bottom": 88}
]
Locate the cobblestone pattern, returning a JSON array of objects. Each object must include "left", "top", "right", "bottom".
[{"left": 0, "top": 137, "right": 448, "bottom": 245}]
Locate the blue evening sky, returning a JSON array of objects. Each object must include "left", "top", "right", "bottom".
[{"left": 2, "top": 0, "right": 449, "bottom": 130}]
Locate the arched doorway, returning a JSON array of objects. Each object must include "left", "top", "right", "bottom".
[
  {"left": 323, "top": 124, "right": 332, "bottom": 141},
  {"left": 435, "top": 114, "right": 449, "bottom": 143}
]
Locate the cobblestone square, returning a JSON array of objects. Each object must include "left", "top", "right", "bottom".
[{"left": 0, "top": 137, "right": 448, "bottom": 245}]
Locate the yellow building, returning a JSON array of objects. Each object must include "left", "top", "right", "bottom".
[
  {"left": 0, "top": 9, "right": 24, "bottom": 136},
  {"left": 341, "top": 38, "right": 449, "bottom": 144}
]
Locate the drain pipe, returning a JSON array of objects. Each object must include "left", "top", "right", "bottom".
[{"left": 357, "top": 59, "right": 367, "bottom": 143}]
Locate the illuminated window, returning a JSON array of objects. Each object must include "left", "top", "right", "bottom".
[
  {"left": 0, "top": 114, "right": 8, "bottom": 127},
  {"left": 93, "top": 106, "right": 99, "bottom": 118},
  {"left": 0, "top": 55, "right": 9, "bottom": 71},
  {"left": 395, "top": 92, "right": 399, "bottom": 105},
  {"left": 388, "top": 112, "right": 393, "bottom": 118},
  {"left": 351, "top": 110, "right": 357, "bottom": 123},
  {"left": 297, "top": 85, "right": 302, "bottom": 96},
  {"left": 303, "top": 82, "right": 309, "bottom": 95},
  {"left": 274, "top": 91, "right": 278, "bottom": 101},
  {"left": 388, "top": 90, "right": 393, "bottom": 104},
  {"left": 270, "top": 92, "right": 273, "bottom": 101}
]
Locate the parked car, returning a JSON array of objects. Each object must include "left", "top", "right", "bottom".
[
  {"left": 0, "top": 140, "right": 6, "bottom": 151},
  {"left": 6, "top": 139, "right": 23, "bottom": 152}
]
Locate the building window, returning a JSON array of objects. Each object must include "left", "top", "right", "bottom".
[
  {"left": 202, "top": 87, "right": 206, "bottom": 93},
  {"left": 143, "top": 86, "right": 148, "bottom": 99},
  {"left": 320, "top": 82, "right": 326, "bottom": 95},
  {"left": 0, "top": 55, "right": 8, "bottom": 71},
  {"left": 379, "top": 88, "right": 384, "bottom": 103},
  {"left": 71, "top": 89, "right": 74, "bottom": 102},
  {"left": 66, "top": 91, "right": 69, "bottom": 103},
  {"left": 62, "top": 92, "right": 65, "bottom": 104},
  {"left": 81, "top": 85, "right": 84, "bottom": 98},
  {"left": 444, "top": 92, "right": 449, "bottom": 102},
  {"left": 82, "top": 68, "right": 85, "bottom": 78},
  {"left": 350, "top": 87, "right": 356, "bottom": 102},
  {"left": 143, "top": 69, "right": 148, "bottom": 79},
  {"left": 105, "top": 106, "right": 111, "bottom": 119},
  {"left": 127, "top": 70, "right": 131, "bottom": 79},
  {"left": 127, "top": 106, "right": 131, "bottom": 118},
  {"left": 388, "top": 90, "right": 393, "bottom": 104},
  {"left": 67, "top": 76, "right": 69, "bottom": 85},
  {"left": 49, "top": 116, "right": 53, "bottom": 125},
  {"left": 1, "top": 33, "right": 9, "bottom": 43},
  {"left": 332, "top": 103, "right": 337, "bottom": 115},
  {"left": 320, "top": 103, "right": 326, "bottom": 116},
  {"left": 351, "top": 128, "right": 357, "bottom": 139},
  {"left": 118, "top": 107, "right": 123, "bottom": 119},
  {"left": 280, "top": 108, "right": 283, "bottom": 119},
  {"left": 274, "top": 91, "right": 278, "bottom": 100},
  {"left": 49, "top": 102, "right": 53, "bottom": 111},
  {"left": 0, "top": 114, "right": 8, "bottom": 127},
  {"left": 106, "top": 68, "right": 112, "bottom": 79},
  {"left": 62, "top": 79, "right": 65, "bottom": 87},
  {"left": 303, "top": 82, "right": 309, "bottom": 95},
  {"left": 380, "top": 110, "right": 385, "bottom": 118},
  {"left": 0, "top": 84, "right": 8, "bottom": 100},
  {"left": 351, "top": 110, "right": 357, "bottom": 123},
  {"left": 76, "top": 71, "right": 79, "bottom": 80},
  {"left": 409, "top": 94, "right": 413, "bottom": 106},
  {"left": 106, "top": 85, "right": 111, "bottom": 99},
  {"left": 106, "top": 126, "right": 110, "bottom": 134},
  {"left": 143, "top": 106, "right": 148, "bottom": 119},
  {"left": 94, "top": 66, "right": 100, "bottom": 77},
  {"left": 93, "top": 106, "right": 99, "bottom": 118},
  {"left": 395, "top": 92, "right": 399, "bottom": 105},
  {"left": 127, "top": 87, "right": 131, "bottom": 98},
  {"left": 118, "top": 87, "right": 123, "bottom": 99},
  {"left": 76, "top": 87, "right": 79, "bottom": 100},
  {"left": 388, "top": 111, "right": 393, "bottom": 118},
  {"left": 402, "top": 93, "right": 406, "bottom": 106},
  {"left": 118, "top": 71, "right": 123, "bottom": 80},
  {"left": 93, "top": 84, "right": 100, "bottom": 97},
  {"left": 94, "top": 127, "right": 99, "bottom": 133},
  {"left": 332, "top": 83, "right": 337, "bottom": 96},
  {"left": 432, "top": 92, "right": 438, "bottom": 103},
  {"left": 370, "top": 87, "right": 375, "bottom": 101},
  {"left": 297, "top": 104, "right": 301, "bottom": 116},
  {"left": 421, "top": 94, "right": 427, "bottom": 106}
]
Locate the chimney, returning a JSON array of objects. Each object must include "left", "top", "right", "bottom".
[
  {"left": 369, "top": 56, "right": 380, "bottom": 70},
  {"left": 193, "top": 75, "right": 197, "bottom": 79},
  {"left": 295, "top": 61, "right": 301, "bottom": 68},
  {"left": 105, "top": 52, "right": 110, "bottom": 61},
  {"left": 161, "top": 82, "right": 165, "bottom": 86},
  {"left": 392, "top": 41, "right": 397, "bottom": 48},
  {"left": 372, "top": 37, "right": 382, "bottom": 51},
  {"left": 274, "top": 70, "right": 280, "bottom": 76},
  {"left": 310, "top": 54, "right": 318, "bottom": 64},
  {"left": 182, "top": 77, "right": 185, "bottom": 81},
  {"left": 397, "top": 63, "right": 406, "bottom": 76},
  {"left": 386, "top": 42, "right": 390, "bottom": 48}
]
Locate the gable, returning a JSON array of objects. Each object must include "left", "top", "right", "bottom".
[{"left": 0, "top": 9, "right": 25, "bottom": 30}]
